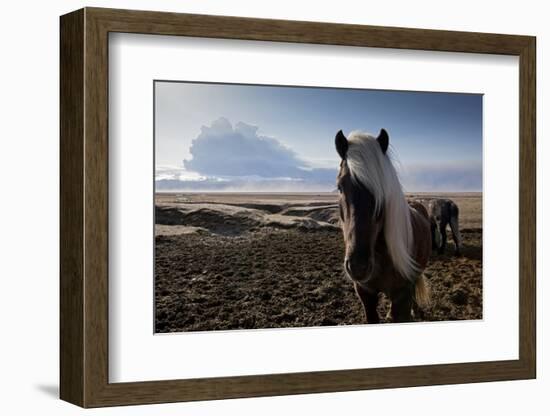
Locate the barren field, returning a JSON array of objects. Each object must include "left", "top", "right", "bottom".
[{"left": 155, "top": 192, "right": 482, "bottom": 332}]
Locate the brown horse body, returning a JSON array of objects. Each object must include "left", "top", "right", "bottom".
[
  {"left": 335, "top": 129, "right": 431, "bottom": 323},
  {"left": 354, "top": 201, "right": 431, "bottom": 323}
]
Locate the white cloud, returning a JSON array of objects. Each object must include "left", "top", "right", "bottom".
[{"left": 175, "top": 118, "right": 336, "bottom": 191}]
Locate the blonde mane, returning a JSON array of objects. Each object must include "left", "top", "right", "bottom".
[{"left": 346, "top": 131, "right": 417, "bottom": 280}]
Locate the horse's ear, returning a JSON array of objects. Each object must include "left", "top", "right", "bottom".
[
  {"left": 377, "top": 128, "right": 389, "bottom": 154},
  {"left": 335, "top": 130, "right": 348, "bottom": 160}
]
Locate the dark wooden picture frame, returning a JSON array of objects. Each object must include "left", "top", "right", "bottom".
[{"left": 60, "top": 7, "right": 536, "bottom": 408}]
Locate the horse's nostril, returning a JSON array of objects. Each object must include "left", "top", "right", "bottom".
[
  {"left": 344, "top": 259, "right": 352, "bottom": 275},
  {"left": 345, "top": 256, "right": 370, "bottom": 280}
]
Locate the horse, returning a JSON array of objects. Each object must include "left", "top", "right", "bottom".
[
  {"left": 334, "top": 129, "right": 432, "bottom": 323},
  {"left": 428, "top": 198, "right": 462, "bottom": 256}
]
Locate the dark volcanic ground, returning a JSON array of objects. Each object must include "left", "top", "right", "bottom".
[{"left": 154, "top": 193, "right": 482, "bottom": 333}]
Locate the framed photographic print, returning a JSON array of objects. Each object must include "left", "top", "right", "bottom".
[{"left": 60, "top": 7, "right": 536, "bottom": 408}]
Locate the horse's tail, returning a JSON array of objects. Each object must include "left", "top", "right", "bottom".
[{"left": 414, "top": 274, "right": 431, "bottom": 309}]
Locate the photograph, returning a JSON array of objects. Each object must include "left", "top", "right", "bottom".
[{"left": 153, "top": 81, "right": 483, "bottom": 332}]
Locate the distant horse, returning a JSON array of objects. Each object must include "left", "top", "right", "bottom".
[
  {"left": 335, "top": 129, "right": 431, "bottom": 323},
  {"left": 428, "top": 199, "right": 462, "bottom": 256}
]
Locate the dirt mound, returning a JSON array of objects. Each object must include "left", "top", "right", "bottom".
[
  {"left": 264, "top": 213, "right": 338, "bottom": 231},
  {"left": 156, "top": 203, "right": 339, "bottom": 236},
  {"left": 281, "top": 205, "right": 340, "bottom": 224},
  {"left": 176, "top": 201, "right": 286, "bottom": 214},
  {"left": 156, "top": 204, "right": 265, "bottom": 236}
]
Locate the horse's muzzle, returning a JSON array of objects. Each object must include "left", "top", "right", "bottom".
[{"left": 344, "top": 257, "right": 373, "bottom": 283}]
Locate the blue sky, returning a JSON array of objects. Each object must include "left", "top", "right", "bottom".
[{"left": 155, "top": 81, "right": 482, "bottom": 192}]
